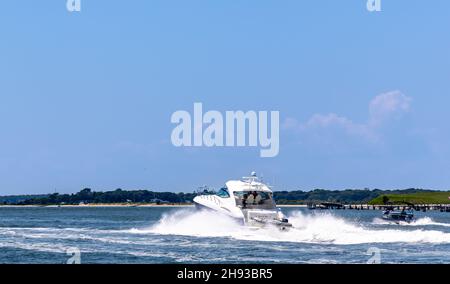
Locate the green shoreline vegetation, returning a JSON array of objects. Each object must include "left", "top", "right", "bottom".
[
  {"left": 368, "top": 191, "right": 450, "bottom": 205},
  {"left": 1, "top": 188, "right": 450, "bottom": 206}
]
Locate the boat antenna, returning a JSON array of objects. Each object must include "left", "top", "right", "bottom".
[{"left": 243, "top": 171, "right": 259, "bottom": 184}]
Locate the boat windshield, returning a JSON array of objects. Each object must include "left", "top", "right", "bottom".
[
  {"left": 216, "top": 187, "right": 230, "bottom": 198},
  {"left": 233, "top": 191, "right": 276, "bottom": 209}
]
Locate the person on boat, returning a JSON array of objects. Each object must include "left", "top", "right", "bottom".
[
  {"left": 242, "top": 194, "right": 248, "bottom": 208},
  {"left": 252, "top": 191, "right": 262, "bottom": 204},
  {"left": 247, "top": 193, "right": 255, "bottom": 205},
  {"left": 247, "top": 191, "right": 258, "bottom": 205}
]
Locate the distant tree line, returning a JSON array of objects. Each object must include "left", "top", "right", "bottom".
[
  {"left": 0, "top": 187, "right": 437, "bottom": 205},
  {"left": 273, "top": 188, "right": 435, "bottom": 205},
  {"left": 0, "top": 194, "right": 49, "bottom": 205},
  {"left": 4, "top": 188, "right": 197, "bottom": 205}
]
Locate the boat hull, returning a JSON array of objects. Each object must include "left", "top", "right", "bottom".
[
  {"left": 193, "top": 200, "right": 245, "bottom": 225},
  {"left": 194, "top": 200, "right": 292, "bottom": 230},
  {"left": 382, "top": 210, "right": 414, "bottom": 224}
]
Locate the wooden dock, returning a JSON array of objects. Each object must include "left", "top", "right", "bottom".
[{"left": 308, "top": 203, "right": 450, "bottom": 212}]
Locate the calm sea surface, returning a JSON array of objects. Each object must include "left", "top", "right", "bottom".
[{"left": 1, "top": 206, "right": 449, "bottom": 263}]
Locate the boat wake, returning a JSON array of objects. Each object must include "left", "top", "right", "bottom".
[
  {"left": 135, "top": 209, "right": 450, "bottom": 245},
  {"left": 372, "top": 217, "right": 450, "bottom": 227}
]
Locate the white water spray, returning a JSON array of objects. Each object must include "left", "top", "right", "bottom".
[{"left": 136, "top": 209, "right": 450, "bottom": 245}]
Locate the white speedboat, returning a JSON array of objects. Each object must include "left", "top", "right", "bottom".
[{"left": 193, "top": 172, "right": 292, "bottom": 230}]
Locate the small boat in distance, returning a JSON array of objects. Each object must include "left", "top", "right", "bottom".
[
  {"left": 193, "top": 172, "right": 292, "bottom": 230},
  {"left": 382, "top": 208, "right": 414, "bottom": 224}
]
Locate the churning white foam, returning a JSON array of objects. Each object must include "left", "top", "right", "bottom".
[
  {"left": 372, "top": 217, "right": 450, "bottom": 227},
  {"left": 135, "top": 209, "right": 450, "bottom": 245},
  {"left": 130, "top": 209, "right": 244, "bottom": 237},
  {"left": 407, "top": 217, "right": 450, "bottom": 227}
]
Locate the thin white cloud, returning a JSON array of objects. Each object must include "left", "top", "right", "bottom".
[
  {"left": 369, "top": 91, "right": 412, "bottom": 127},
  {"left": 283, "top": 91, "right": 412, "bottom": 142}
]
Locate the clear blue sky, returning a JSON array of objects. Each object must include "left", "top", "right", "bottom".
[{"left": 1, "top": 1, "right": 450, "bottom": 195}]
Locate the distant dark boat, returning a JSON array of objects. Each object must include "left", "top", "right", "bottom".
[{"left": 382, "top": 209, "right": 414, "bottom": 224}]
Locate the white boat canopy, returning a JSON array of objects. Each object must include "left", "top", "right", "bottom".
[{"left": 226, "top": 179, "right": 272, "bottom": 193}]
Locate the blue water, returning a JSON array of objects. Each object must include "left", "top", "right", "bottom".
[{"left": 0, "top": 206, "right": 449, "bottom": 263}]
